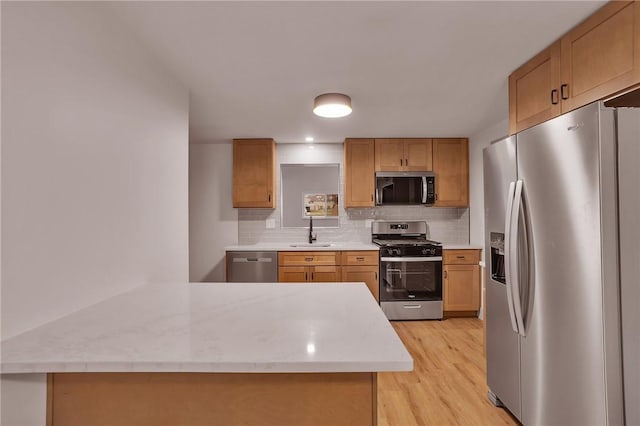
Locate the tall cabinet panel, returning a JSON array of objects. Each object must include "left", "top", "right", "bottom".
[
  {"left": 232, "top": 139, "right": 276, "bottom": 208},
  {"left": 344, "top": 139, "right": 375, "bottom": 207},
  {"left": 433, "top": 138, "right": 469, "bottom": 207}
]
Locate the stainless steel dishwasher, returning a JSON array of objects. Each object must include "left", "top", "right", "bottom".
[{"left": 226, "top": 251, "right": 278, "bottom": 282}]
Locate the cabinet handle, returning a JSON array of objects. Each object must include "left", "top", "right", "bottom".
[
  {"left": 551, "top": 89, "right": 559, "bottom": 105},
  {"left": 405, "top": 158, "right": 408, "bottom": 167},
  {"left": 268, "top": 193, "right": 271, "bottom": 202},
  {"left": 371, "top": 194, "right": 373, "bottom": 202},
  {"left": 305, "top": 272, "right": 308, "bottom": 280},
  {"left": 444, "top": 271, "right": 448, "bottom": 279},
  {"left": 356, "top": 257, "right": 365, "bottom": 261},
  {"left": 456, "top": 256, "right": 465, "bottom": 259},
  {"left": 560, "top": 84, "right": 569, "bottom": 100},
  {"left": 311, "top": 272, "right": 314, "bottom": 281},
  {"left": 375, "top": 272, "right": 378, "bottom": 280},
  {"left": 305, "top": 257, "right": 313, "bottom": 262},
  {"left": 400, "top": 159, "right": 403, "bottom": 166}
]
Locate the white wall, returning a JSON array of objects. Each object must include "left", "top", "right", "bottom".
[
  {"left": 189, "top": 143, "right": 238, "bottom": 282},
  {"left": 1, "top": 3, "right": 189, "bottom": 423}
]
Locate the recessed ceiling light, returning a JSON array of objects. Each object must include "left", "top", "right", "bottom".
[
  {"left": 313, "top": 93, "right": 352, "bottom": 118},
  {"left": 305, "top": 136, "right": 314, "bottom": 142}
]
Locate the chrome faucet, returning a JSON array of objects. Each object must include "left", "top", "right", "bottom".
[{"left": 308, "top": 215, "right": 317, "bottom": 244}]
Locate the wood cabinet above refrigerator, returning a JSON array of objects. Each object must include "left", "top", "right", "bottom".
[{"left": 509, "top": 1, "right": 640, "bottom": 134}]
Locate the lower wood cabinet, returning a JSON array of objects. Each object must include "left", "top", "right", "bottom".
[
  {"left": 278, "top": 250, "right": 379, "bottom": 301},
  {"left": 341, "top": 266, "right": 379, "bottom": 302},
  {"left": 278, "top": 266, "right": 340, "bottom": 283},
  {"left": 443, "top": 249, "right": 481, "bottom": 315}
]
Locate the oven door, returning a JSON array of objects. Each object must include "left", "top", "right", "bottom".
[{"left": 379, "top": 256, "right": 443, "bottom": 301}]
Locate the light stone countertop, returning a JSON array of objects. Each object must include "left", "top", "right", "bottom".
[
  {"left": 442, "top": 244, "right": 484, "bottom": 250},
  {"left": 1, "top": 283, "right": 412, "bottom": 374},
  {"left": 225, "top": 242, "right": 379, "bottom": 251}
]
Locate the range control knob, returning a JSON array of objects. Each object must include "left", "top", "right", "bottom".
[{"left": 422, "top": 248, "right": 437, "bottom": 256}]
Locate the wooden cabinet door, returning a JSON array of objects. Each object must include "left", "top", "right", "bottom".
[
  {"left": 433, "top": 139, "right": 469, "bottom": 207},
  {"left": 233, "top": 139, "right": 276, "bottom": 208},
  {"left": 344, "top": 139, "right": 375, "bottom": 207},
  {"left": 509, "top": 41, "right": 561, "bottom": 134},
  {"left": 310, "top": 266, "right": 340, "bottom": 282},
  {"left": 341, "top": 266, "right": 379, "bottom": 302},
  {"left": 443, "top": 265, "right": 480, "bottom": 311},
  {"left": 403, "top": 139, "right": 433, "bottom": 171},
  {"left": 278, "top": 266, "right": 309, "bottom": 283},
  {"left": 561, "top": 1, "right": 640, "bottom": 113},
  {"left": 374, "top": 139, "right": 404, "bottom": 171}
]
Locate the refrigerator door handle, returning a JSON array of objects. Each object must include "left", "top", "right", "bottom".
[
  {"left": 504, "top": 181, "right": 519, "bottom": 334},
  {"left": 510, "top": 180, "right": 526, "bottom": 336}
]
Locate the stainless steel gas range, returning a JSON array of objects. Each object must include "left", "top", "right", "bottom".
[{"left": 372, "top": 221, "right": 443, "bottom": 320}]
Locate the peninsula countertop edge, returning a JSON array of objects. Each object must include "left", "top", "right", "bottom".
[{"left": 1, "top": 282, "right": 413, "bottom": 374}]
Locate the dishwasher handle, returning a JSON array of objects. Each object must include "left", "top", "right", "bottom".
[{"left": 232, "top": 257, "right": 273, "bottom": 263}]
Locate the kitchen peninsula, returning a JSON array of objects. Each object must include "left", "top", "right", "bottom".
[{"left": 1, "top": 282, "right": 412, "bottom": 425}]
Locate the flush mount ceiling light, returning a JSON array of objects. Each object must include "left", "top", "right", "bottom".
[{"left": 313, "top": 93, "right": 352, "bottom": 118}]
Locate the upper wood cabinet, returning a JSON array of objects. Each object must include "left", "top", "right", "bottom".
[
  {"left": 432, "top": 138, "right": 469, "bottom": 207},
  {"left": 344, "top": 139, "right": 375, "bottom": 207},
  {"left": 509, "top": 1, "right": 640, "bottom": 133},
  {"left": 374, "top": 138, "right": 433, "bottom": 172},
  {"left": 509, "top": 41, "right": 561, "bottom": 135},
  {"left": 232, "top": 139, "right": 276, "bottom": 208},
  {"left": 560, "top": 1, "right": 640, "bottom": 112}
]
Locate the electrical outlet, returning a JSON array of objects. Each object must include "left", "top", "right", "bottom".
[
  {"left": 265, "top": 219, "right": 276, "bottom": 229},
  {"left": 365, "top": 219, "right": 373, "bottom": 228}
]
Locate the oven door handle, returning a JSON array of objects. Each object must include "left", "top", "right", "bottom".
[
  {"left": 421, "top": 176, "right": 427, "bottom": 204},
  {"left": 380, "top": 256, "right": 442, "bottom": 262}
]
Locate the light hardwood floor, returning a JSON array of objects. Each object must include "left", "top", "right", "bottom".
[{"left": 378, "top": 318, "right": 520, "bottom": 426}]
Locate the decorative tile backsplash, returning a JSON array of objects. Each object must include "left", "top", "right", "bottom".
[
  {"left": 238, "top": 206, "right": 469, "bottom": 245},
  {"left": 237, "top": 143, "right": 469, "bottom": 245}
]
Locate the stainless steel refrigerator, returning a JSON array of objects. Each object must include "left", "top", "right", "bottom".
[{"left": 483, "top": 101, "right": 639, "bottom": 426}]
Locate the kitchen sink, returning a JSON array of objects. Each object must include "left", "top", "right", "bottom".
[{"left": 289, "top": 243, "right": 333, "bottom": 247}]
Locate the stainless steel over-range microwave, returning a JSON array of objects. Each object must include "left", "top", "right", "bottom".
[{"left": 375, "top": 171, "right": 435, "bottom": 206}]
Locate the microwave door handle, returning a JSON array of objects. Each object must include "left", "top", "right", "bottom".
[{"left": 421, "top": 176, "right": 427, "bottom": 203}]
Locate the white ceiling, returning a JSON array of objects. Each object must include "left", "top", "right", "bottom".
[{"left": 108, "top": 1, "right": 605, "bottom": 144}]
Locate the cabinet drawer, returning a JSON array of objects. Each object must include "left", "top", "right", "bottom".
[
  {"left": 443, "top": 249, "right": 480, "bottom": 265},
  {"left": 278, "top": 251, "right": 339, "bottom": 266},
  {"left": 341, "top": 251, "right": 379, "bottom": 266}
]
